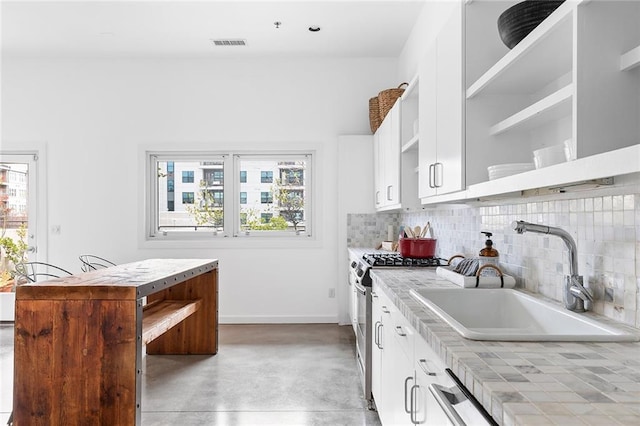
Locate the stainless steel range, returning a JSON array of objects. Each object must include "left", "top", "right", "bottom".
[{"left": 348, "top": 252, "right": 447, "bottom": 409}]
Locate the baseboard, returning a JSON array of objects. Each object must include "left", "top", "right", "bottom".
[{"left": 219, "top": 315, "right": 338, "bottom": 324}]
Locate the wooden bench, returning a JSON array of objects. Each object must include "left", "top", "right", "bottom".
[{"left": 12, "top": 258, "right": 218, "bottom": 425}]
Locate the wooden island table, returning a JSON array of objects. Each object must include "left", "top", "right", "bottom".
[{"left": 12, "top": 258, "right": 218, "bottom": 425}]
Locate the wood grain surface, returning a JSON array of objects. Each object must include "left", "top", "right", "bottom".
[{"left": 12, "top": 259, "right": 218, "bottom": 425}]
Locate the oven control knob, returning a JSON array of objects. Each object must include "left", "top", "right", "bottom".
[{"left": 350, "top": 261, "right": 357, "bottom": 268}]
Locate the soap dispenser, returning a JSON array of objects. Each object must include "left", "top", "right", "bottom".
[{"left": 478, "top": 231, "right": 500, "bottom": 276}]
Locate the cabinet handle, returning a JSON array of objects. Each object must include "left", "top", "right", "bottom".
[
  {"left": 418, "top": 358, "right": 437, "bottom": 377},
  {"left": 374, "top": 321, "right": 379, "bottom": 346},
  {"left": 404, "top": 376, "right": 414, "bottom": 414},
  {"left": 428, "top": 163, "right": 436, "bottom": 188},
  {"left": 378, "top": 323, "right": 384, "bottom": 349},
  {"left": 434, "top": 162, "right": 443, "bottom": 188},
  {"left": 375, "top": 190, "right": 380, "bottom": 205},
  {"left": 410, "top": 384, "right": 421, "bottom": 425},
  {"left": 382, "top": 305, "right": 390, "bottom": 314},
  {"left": 386, "top": 185, "right": 393, "bottom": 201},
  {"left": 371, "top": 291, "right": 378, "bottom": 298},
  {"left": 395, "top": 326, "right": 407, "bottom": 337}
]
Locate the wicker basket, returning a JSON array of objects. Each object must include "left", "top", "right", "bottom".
[
  {"left": 378, "top": 82, "right": 409, "bottom": 122},
  {"left": 369, "top": 97, "right": 382, "bottom": 133}
]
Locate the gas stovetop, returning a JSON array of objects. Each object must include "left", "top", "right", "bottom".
[{"left": 362, "top": 253, "right": 447, "bottom": 268}]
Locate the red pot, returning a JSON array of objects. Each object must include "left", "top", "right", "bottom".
[{"left": 398, "top": 238, "right": 437, "bottom": 259}]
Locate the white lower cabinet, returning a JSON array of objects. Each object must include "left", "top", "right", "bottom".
[
  {"left": 371, "top": 280, "right": 419, "bottom": 425},
  {"left": 413, "top": 333, "right": 456, "bottom": 425},
  {"left": 371, "top": 283, "right": 398, "bottom": 424},
  {"left": 372, "top": 279, "right": 483, "bottom": 426}
]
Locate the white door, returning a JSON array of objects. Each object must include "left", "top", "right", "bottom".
[{"left": 0, "top": 153, "right": 41, "bottom": 265}]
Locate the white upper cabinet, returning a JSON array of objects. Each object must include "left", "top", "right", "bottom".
[
  {"left": 381, "top": 0, "right": 638, "bottom": 207},
  {"left": 420, "top": 0, "right": 640, "bottom": 204},
  {"left": 374, "top": 96, "right": 420, "bottom": 212},
  {"left": 418, "top": 1, "right": 465, "bottom": 201},
  {"left": 374, "top": 102, "right": 402, "bottom": 211}
]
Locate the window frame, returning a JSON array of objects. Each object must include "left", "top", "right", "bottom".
[{"left": 146, "top": 150, "right": 313, "bottom": 241}]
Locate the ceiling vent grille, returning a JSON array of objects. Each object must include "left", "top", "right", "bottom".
[{"left": 211, "top": 39, "right": 247, "bottom": 47}]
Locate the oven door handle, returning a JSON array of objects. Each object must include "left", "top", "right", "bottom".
[
  {"left": 354, "top": 282, "right": 367, "bottom": 296},
  {"left": 428, "top": 384, "right": 467, "bottom": 426}
]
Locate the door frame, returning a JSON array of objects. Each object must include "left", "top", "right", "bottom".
[{"left": 0, "top": 142, "right": 48, "bottom": 263}]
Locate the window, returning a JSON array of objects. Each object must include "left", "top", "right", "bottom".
[
  {"left": 204, "top": 169, "right": 224, "bottom": 185},
  {"left": 182, "top": 171, "right": 194, "bottom": 183},
  {"left": 211, "top": 190, "right": 224, "bottom": 207},
  {"left": 182, "top": 192, "right": 194, "bottom": 204},
  {"left": 260, "top": 192, "right": 273, "bottom": 204},
  {"left": 280, "top": 168, "right": 304, "bottom": 185},
  {"left": 147, "top": 152, "right": 312, "bottom": 239}
]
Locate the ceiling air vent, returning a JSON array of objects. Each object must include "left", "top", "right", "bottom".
[{"left": 211, "top": 39, "right": 247, "bottom": 47}]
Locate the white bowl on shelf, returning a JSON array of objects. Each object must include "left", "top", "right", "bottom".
[
  {"left": 487, "top": 163, "right": 535, "bottom": 180},
  {"left": 533, "top": 141, "right": 571, "bottom": 169}
]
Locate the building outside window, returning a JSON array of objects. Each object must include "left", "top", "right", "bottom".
[
  {"left": 210, "top": 190, "right": 223, "bottom": 207},
  {"left": 148, "top": 152, "right": 311, "bottom": 238},
  {"left": 260, "top": 171, "right": 273, "bottom": 183},
  {"left": 182, "top": 171, "right": 194, "bottom": 183},
  {"left": 182, "top": 192, "right": 194, "bottom": 204},
  {"left": 204, "top": 169, "right": 224, "bottom": 185},
  {"left": 260, "top": 192, "right": 273, "bottom": 204}
]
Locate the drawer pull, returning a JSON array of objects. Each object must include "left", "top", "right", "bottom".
[
  {"left": 418, "top": 358, "right": 437, "bottom": 376},
  {"left": 395, "top": 326, "right": 407, "bottom": 337}
]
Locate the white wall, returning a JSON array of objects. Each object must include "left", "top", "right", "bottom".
[
  {"left": 1, "top": 56, "right": 397, "bottom": 323},
  {"left": 397, "top": 0, "right": 460, "bottom": 83}
]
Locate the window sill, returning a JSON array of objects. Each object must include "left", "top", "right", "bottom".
[{"left": 139, "top": 234, "right": 321, "bottom": 250}]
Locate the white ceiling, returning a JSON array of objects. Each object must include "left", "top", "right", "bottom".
[{"left": 1, "top": 0, "right": 426, "bottom": 58}]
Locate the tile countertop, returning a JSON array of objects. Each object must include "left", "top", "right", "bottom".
[{"left": 369, "top": 267, "right": 640, "bottom": 426}]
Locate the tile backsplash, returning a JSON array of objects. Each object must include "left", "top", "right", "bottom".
[{"left": 347, "top": 178, "right": 640, "bottom": 328}]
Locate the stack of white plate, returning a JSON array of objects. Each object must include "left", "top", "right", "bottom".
[
  {"left": 487, "top": 163, "right": 535, "bottom": 180},
  {"left": 533, "top": 140, "right": 572, "bottom": 169}
]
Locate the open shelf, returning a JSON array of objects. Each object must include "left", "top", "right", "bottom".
[
  {"left": 620, "top": 45, "right": 640, "bottom": 71},
  {"left": 401, "top": 73, "right": 419, "bottom": 101},
  {"left": 466, "top": 1, "right": 575, "bottom": 98},
  {"left": 142, "top": 299, "right": 202, "bottom": 344},
  {"left": 489, "top": 84, "right": 573, "bottom": 135},
  {"left": 401, "top": 134, "right": 419, "bottom": 153}
]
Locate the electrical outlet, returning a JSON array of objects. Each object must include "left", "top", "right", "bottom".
[{"left": 328, "top": 288, "right": 336, "bottom": 298}]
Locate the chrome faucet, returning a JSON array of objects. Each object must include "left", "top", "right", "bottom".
[{"left": 512, "top": 220, "right": 593, "bottom": 313}]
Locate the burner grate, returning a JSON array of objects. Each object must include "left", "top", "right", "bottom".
[{"left": 362, "top": 253, "right": 445, "bottom": 268}]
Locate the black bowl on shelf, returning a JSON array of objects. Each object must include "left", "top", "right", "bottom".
[{"left": 497, "top": 0, "right": 565, "bottom": 49}]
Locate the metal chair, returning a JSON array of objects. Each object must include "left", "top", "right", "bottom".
[
  {"left": 79, "top": 254, "right": 116, "bottom": 272},
  {"left": 14, "top": 261, "right": 73, "bottom": 284}
]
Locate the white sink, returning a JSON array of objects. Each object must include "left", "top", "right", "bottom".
[{"left": 410, "top": 288, "right": 639, "bottom": 342}]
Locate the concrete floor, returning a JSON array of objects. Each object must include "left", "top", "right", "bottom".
[{"left": 0, "top": 323, "right": 381, "bottom": 425}]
